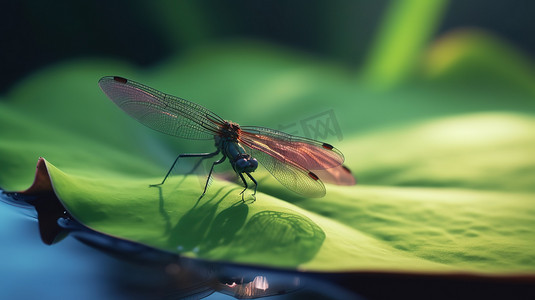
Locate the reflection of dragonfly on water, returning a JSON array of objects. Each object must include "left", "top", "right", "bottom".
[{"left": 99, "top": 76, "right": 355, "bottom": 201}]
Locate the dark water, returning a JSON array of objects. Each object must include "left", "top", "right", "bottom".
[{"left": 0, "top": 203, "right": 130, "bottom": 299}]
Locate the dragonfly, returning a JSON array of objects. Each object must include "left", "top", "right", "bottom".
[{"left": 98, "top": 76, "right": 355, "bottom": 201}]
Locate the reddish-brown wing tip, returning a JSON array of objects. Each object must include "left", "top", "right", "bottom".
[
  {"left": 308, "top": 171, "right": 320, "bottom": 181},
  {"left": 113, "top": 76, "right": 128, "bottom": 84},
  {"left": 322, "top": 143, "right": 334, "bottom": 150}
]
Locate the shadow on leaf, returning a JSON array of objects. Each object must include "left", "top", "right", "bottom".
[
  {"left": 207, "top": 210, "right": 326, "bottom": 266},
  {"left": 160, "top": 181, "right": 325, "bottom": 266}
]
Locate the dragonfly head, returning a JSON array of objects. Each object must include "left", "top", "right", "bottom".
[{"left": 234, "top": 154, "right": 258, "bottom": 173}]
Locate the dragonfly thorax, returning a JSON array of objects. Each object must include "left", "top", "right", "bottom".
[
  {"left": 218, "top": 138, "right": 258, "bottom": 174},
  {"left": 218, "top": 121, "right": 241, "bottom": 141}
]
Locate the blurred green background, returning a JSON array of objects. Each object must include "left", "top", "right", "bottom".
[
  {"left": 1, "top": 0, "right": 534, "bottom": 189},
  {"left": 2, "top": 0, "right": 534, "bottom": 93}
]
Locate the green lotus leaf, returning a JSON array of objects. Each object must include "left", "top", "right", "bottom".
[{"left": 1, "top": 40, "right": 534, "bottom": 274}]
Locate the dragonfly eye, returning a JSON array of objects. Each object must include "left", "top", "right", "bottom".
[
  {"left": 250, "top": 157, "right": 258, "bottom": 169},
  {"left": 235, "top": 158, "right": 249, "bottom": 171}
]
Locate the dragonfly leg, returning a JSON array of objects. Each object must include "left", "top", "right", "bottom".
[
  {"left": 246, "top": 173, "right": 258, "bottom": 202},
  {"left": 238, "top": 173, "right": 249, "bottom": 202},
  {"left": 150, "top": 150, "right": 220, "bottom": 187},
  {"left": 200, "top": 155, "right": 227, "bottom": 198}
]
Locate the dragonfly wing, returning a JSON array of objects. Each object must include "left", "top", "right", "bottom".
[
  {"left": 99, "top": 76, "right": 225, "bottom": 140},
  {"left": 313, "top": 165, "right": 356, "bottom": 186},
  {"left": 244, "top": 145, "right": 326, "bottom": 198},
  {"left": 239, "top": 126, "right": 344, "bottom": 170}
]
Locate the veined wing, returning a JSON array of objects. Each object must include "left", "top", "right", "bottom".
[
  {"left": 239, "top": 126, "right": 344, "bottom": 170},
  {"left": 313, "top": 165, "right": 356, "bottom": 186},
  {"left": 245, "top": 146, "right": 326, "bottom": 197},
  {"left": 99, "top": 76, "right": 225, "bottom": 140}
]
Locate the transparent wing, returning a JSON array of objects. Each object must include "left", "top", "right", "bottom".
[
  {"left": 245, "top": 146, "right": 326, "bottom": 198},
  {"left": 313, "top": 165, "right": 356, "bottom": 186},
  {"left": 239, "top": 126, "right": 344, "bottom": 170},
  {"left": 99, "top": 76, "right": 225, "bottom": 140}
]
